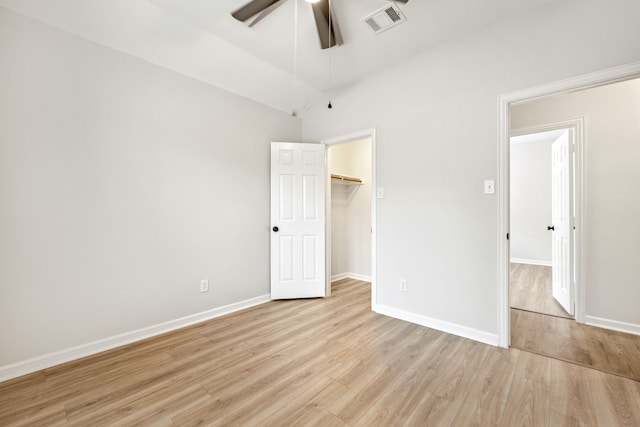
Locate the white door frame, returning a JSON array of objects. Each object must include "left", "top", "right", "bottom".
[
  {"left": 497, "top": 61, "right": 640, "bottom": 348},
  {"left": 511, "top": 121, "right": 583, "bottom": 317},
  {"left": 322, "top": 128, "right": 377, "bottom": 309}
]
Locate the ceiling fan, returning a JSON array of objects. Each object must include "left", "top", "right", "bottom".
[{"left": 231, "top": 0, "right": 409, "bottom": 49}]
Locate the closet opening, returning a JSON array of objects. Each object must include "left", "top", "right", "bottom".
[{"left": 324, "top": 133, "right": 375, "bottom": 304}]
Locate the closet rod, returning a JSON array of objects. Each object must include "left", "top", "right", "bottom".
[{"left": 331, "top": 174, "right": 362, "bottom": 184}]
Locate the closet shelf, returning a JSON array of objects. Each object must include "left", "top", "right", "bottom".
[{"left": 331, "top": 174, "right": 363, "bottom": 186}]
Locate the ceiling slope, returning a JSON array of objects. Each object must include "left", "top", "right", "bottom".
[
  {"left": 0, "top": 0, "right": 320, "bottom": 114},
  {"left": 0, "top": 0, "right": 556, "bottom": 114}
]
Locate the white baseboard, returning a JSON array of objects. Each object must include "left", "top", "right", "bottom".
[
  {"left": 331, "top": 272, "right": 372, "bottom": 283},
  {"left": 585, "top": 315, "right": 640, "bottom": 336},
  {"left": 331, "top": 272, "right": 349, "bottom": 282},
  {"left": 510, "top": 258, "right": 552, "bottom": 267},
  {"left": 374, "top": 305, "right": 499, "bottom": 346},
  {"left": 0, "top": 294, "right": 271, "bottom": 383}
]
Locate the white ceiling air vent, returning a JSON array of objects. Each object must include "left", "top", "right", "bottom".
[{"left": 362, "top": 3, "right": 407, "bottom": 35}]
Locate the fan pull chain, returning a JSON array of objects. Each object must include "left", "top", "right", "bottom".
[{"left": 328, "top": 0, "right": 333, "bottom": 109}]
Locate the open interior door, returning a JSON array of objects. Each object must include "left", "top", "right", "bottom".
[
  {"left": 551, "top": 130, "right": 574, "bottom": 315},
  {"left": 270, "top": 142, "right": 326, "bottom": 299}
]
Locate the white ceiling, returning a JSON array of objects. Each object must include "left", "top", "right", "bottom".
[{"left": 0, "top": 0, "right": 554, "bottom": 114}]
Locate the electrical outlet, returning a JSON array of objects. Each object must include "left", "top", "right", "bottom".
[
  {"left": 400, "top": 279, "right": 407, "bottom": 292},
  {"left": 200, "top": 279, "right": 209, "bottom": 293}
]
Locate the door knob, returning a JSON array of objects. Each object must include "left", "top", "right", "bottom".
[
  {"left": 272, "top": 226, "right": 279, "bottom": 232},
  {"left": 547, "top": 225, "right": 555, "bottom": 231}
]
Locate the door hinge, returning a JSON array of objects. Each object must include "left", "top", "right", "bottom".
[{"left": 506, "top": 233, "right": 510, "bottom": 240}]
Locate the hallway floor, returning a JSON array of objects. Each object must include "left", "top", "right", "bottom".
[{"left": 510, "top": 263, "right": 640, "bottom": 382}]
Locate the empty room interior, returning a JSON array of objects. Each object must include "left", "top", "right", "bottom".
[{"left": 1, "top": 0, "right": 640, "bottom": 425}]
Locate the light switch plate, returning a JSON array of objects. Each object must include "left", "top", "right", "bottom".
[
  {"left": 377, "top": 187, "right": 385, "bottom": 199},
  {"left": 484, "top": 180, "right": 495, "bottom": 195}
]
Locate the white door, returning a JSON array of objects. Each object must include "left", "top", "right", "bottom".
[
  {"left": 551, "top": 130, "right": 574, "bottom": 315},
  {"left": 270, "top": 142, "right": 326, "bottom": 299}
]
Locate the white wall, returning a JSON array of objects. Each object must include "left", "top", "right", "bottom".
[
  {"left": 510, "top": 136, "right": 553, "bottom": 265},
  {"left": 329, "top": 139, "right": 372, "bottom": 280},
  {"left": 511, "top": 78, "right": 640, "bottom": 329},
  {"left": 0, "top": 8, "right": 301, "bottom": 372},
  {"left": 301, "top": 0, "right": 640, "bottom": 342}
]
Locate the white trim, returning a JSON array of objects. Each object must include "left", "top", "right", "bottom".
[
  {"left": 375, "top": 305, "right": 499, "bottom": 346},
  {"left": 322, "top": 128, "right": 377, "bottom": 310},
  {"left": 497, "top": 60, "right": 640, "bottom": 348},
  {"left": 585, "top": 316, "right": 640, "bottom": 337},
  {"left": 510, "top": 258, "right": 552, "bottom": 267},
  {"left": 497, "top": 90, "right": 510, "bottom": 348},
  {"left": 331, "top": 272, "right": 372, "bottom": 282},
  {"left": 0, "top": 294, "right": 270, "bottom": 382},
  {"left": 331, "top": 272, "right": 349, "bottom": 282}
]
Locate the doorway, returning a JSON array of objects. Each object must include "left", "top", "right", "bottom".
[
  {"left": 328, "top": 138, "right": 371, "bottom": 281},
  {"left": 498, "top": 62, "right": 640, "bottom": 349},
  {"left": 323, "top": 129, "right": 377, "bottom": 307},
  {"left": 500, "top": 75, "right": 640, "bottom": 380},
  {"left": 509, "top": 126, "right": 577, "bottom": 321}
]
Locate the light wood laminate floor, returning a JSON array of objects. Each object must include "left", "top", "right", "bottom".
[
  {"left": 510, "top": 262, "right": 640, "bottom": 383},
  {"left": 510, "top": 263, "right": 572, "bottom": 319},
  {"left": 2, "top": 279, "right": 640, "bottom": 426},
  {"left": 511, "top": 308, "right": 640, "bottom": 383}
]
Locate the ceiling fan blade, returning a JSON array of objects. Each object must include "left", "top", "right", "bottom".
[
  {"left": 232, "top": 0, "right": 282, "bottom": 22},
  {"left": 311, "top": 0, "right": 343, "bottom": 49},
  {"left": 248, "top": 0, "right": 287, "bottom": 27}
]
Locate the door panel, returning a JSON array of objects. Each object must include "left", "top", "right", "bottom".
[
  {"left": 271, "top": 142, "right": 326, "bottom": 299},
  {"left": 279, "top": 235, "right": 294, "bottom": 282},
  {"left": 280, "top": 175, "right": 294, "bottom": 220},
  {"left": 551, "top": 130, "right": 574, "bottom": 315},
  {"left": 302, "top": 175, "right": 318, "bottom": 220},
  {"left": 302, "top": 235, "right": 318, "bottom": 280}
]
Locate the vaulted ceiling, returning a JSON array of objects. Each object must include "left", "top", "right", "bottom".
[{"left": 0, "top": 0, "right": 554, "bottom": 114}]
